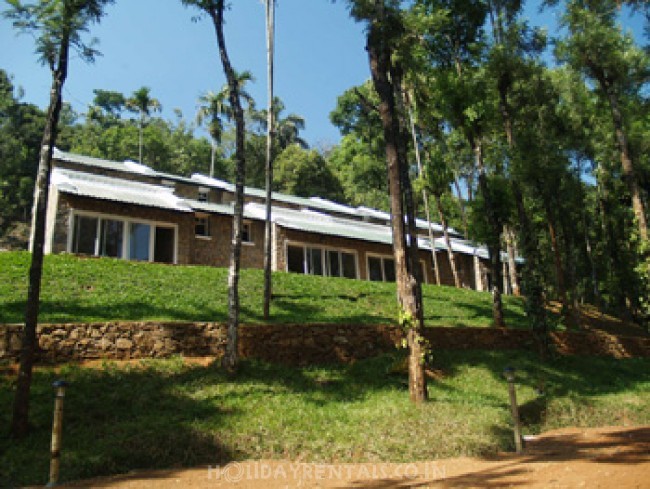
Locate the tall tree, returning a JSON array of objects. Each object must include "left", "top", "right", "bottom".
[
  {"left": 553, "top": 0, "right": 648, "bottom": 243},
  {"left": 126, "top": 86, "right": 161, "bottom": 164},
  {"left": 182, "top": 0, "right": 247, "bottom": 373},
  {"left": 414, "top": 0, "right": 506, "bottom": 326},
  {"left": 263, "top": 0, "right": 276, "bottom": 320},
  {"left": 5, "top": 0, "right": 114, "bottom": 438},
  {"left": 347, "top": 0, "right": 428, "bottom": 403}
]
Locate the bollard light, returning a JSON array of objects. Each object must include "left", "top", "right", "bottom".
[
  {"left": 47, "top": 380, "right": 69, "bottom": 488},
  {"left": 503, "top": 367, "right": 523, "bottom": 454}
]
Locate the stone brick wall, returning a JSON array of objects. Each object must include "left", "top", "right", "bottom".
[{"left": 2, "top": 322, "right": 647, "bottom": 365}]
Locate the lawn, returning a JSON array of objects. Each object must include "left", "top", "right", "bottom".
[
  {"left": 1, "top": 350, "right": 648, "bottom": 486},
  {"left": 0, "top": 252, "right": 528, "bottom": 327}
]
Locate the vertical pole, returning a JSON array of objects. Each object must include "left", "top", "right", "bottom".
[
  {"left": 504, "top": 367, "right": 523, "bottom": 453},
  {"left": 48, "top": 380, "right": 68, "bottom": 487}
]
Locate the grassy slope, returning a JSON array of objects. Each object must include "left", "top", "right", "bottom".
[
  {"left": 1, "top": 352, "right": 648, "bottom": 486},
  {"left": 0, "top": 252, "right": 527, "bottom": 327}
]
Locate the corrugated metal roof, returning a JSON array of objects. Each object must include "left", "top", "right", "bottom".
[
  {"left": 53, "top": 149, "right": 518, "bottom": 262},
  {"left": 52, "top": 168, "right": 193, "bottom": 213}
]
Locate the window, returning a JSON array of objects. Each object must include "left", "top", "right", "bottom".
[
  {"left": 72, "top": 215, "right": 98, "bottom": 255},
  {"left": 286, "top": 244, "right": 357, "bottom": 279},
  {"left": 287, "top": 245, "right": 305, "bottom": 274},
  {"left": 69, "top": 212, "right": 176, "bottom": 263},
  {"left": 242, "top": 222, "right": 253, "bottom": 243},
  {"left": 195, "top": 215, "right": 210, "bottom": 237},
  {"left": 129, "top": 223, "right": 151, "bottom": 261},
  {"left": 198, "top": 189, "right": 209, "bottom": 203},
  {"left": 367, "top": 255, "right": 396, "bottom": 282},
  {"left": 307, "top": 247, "right": 323, "bottom": 275},
  {"left": 99, "top": 219, "right": 124, "bottom": 258}
]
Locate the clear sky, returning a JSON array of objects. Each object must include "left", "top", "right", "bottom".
[{"left": 0, "top": 1, "right": 644, "bottom": 148}]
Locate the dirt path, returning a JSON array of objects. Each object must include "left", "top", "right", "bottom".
[{"left": 61, "top": 426, "right": 649, "bottom": 488}]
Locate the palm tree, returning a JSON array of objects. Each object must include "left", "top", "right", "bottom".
[
  {"left": 252, "top": 97, "right": 308, "bottom": 150},
  {"left": 197, "top": 90, "right": 228, "bottom": 178},
  {"left": 263, "top": 0, "right": 276, "bottom": 320},
  {"left": 196, "top": 71, "right": 255, "bottom": 177},
  {"left": 126, "top": 86, "right": 161, "bottom": 163}
]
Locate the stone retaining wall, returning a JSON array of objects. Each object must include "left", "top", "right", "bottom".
[{"left": 1, "top": 322, "right": 648, "bottom": 365}]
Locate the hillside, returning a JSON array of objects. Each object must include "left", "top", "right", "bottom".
[{"left": 0, "top": 252, "right": 530, "bottom": 327}]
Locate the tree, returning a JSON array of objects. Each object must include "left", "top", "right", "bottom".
[
  {"left": 263, "top": 0, "right": 276, "bottom": 320},
  {"left": 327, "top": 134, "right": 389, "bottom": 210},
  {"left": 126, "top": 86, "right": 161, "bottom": 164},
  {"left": 273, "top": 145, "right": 345, "bottom": 201},
  {"left": 0, "top": 70, "right": 45, "bottom": 234},
  {"left": 5, "top": 0, "right": 114, "bottom": 438},
  {"left": 554, "top": 0, "right": 648, "bottom": 243},
  {"left": 414, "top": 0, "right": 507, "bottom": 327},
  {"left": 347, "top": 0, "right": 428, "bottom": 403},
  {"left": 182, "top": 0, "right": 248, "bottom": 373}
]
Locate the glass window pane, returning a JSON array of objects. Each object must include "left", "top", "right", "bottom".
[
  {"left": 384, "top": 258, "right": 396, "bottom": 282},
  {"left": 287, "top": 245, "right": 305, "bottom": 274},
  {"left": 327, "top": 250, "right": 340, "bottom": 277},
  {"left": 368, "top": 257, "right": 383, "bottom": 281},
  {"left": 195, "top": 217, "right": 209, "bottom": 237},
  {"left": 72, "top": 215, "right": 98, "bottom": 255},
  {"left": 242, "top": 223, "right": 252, "bottom": 243},
  {"left": 154, "top": 227, "right": 175, "bottom": 263},
  {"left": 342, "top": 253, "right": 357, "bottom": 279},
  {"left": 308, "top": 248, "right": 323, "bottom": 276},
  {"left": 129, "top": 223, "right": 151, "bottom": 261},
  {"left": 99, "top": 219, "right": 123, "bottom": 258}
]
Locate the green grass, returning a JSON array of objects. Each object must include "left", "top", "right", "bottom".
[
  {"left": 1, "top": 350, "right": 648, "bottom": 486},
  {"left": 0, "top": 252, "right": 526, "bottom": 327}
]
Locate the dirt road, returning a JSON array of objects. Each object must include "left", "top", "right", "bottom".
[{"left": 61, "top": 426, "right": 649, "bottom": 488}]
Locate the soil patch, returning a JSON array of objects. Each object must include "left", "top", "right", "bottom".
[{"left": 60, "top": 426, "right": 649, "bottom": 488}]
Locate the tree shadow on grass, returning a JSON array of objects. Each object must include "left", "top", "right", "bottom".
[
  {"left": 0, "top": 361, "right": 236, "bottom": 487},
  {"left": 0, "top": 300, "right": 229, "bottom": 324}
]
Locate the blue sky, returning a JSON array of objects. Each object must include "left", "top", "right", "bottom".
[{"left": 0, "top": 1, "right": 644, "bottom": 148}]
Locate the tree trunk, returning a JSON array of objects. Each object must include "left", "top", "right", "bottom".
[
  {"left": 599, "top": 76, "right": 648, "bottom": 243},
  {"left": 366, "top": 9, "right": 427, "bottom": 403},
  {"left": 512, "top": 180, "right": 549, "bottom": 357},
  {"left": 504, "top": 226, "right": 521, "bottom": 296},
  {"left": 209, "top": 1, "right": 246, "bottom": 373},
  {"left": 263, "top": 0, "right": 275, "bottom": 320},
  {"left": 12, "top": 34, "right": 69, "bottom": 439},
  {"left": 495, "top": 68, "right": 548, "bottom": 351},
  {"left": 452, "top": 174, "right": 469, "bottom": 239},
  {"left": 545, "top": 207, "right": 568, "bottom": 308},
  {"left": 473, "top": 137, "right": 505, "bottom": 328},
  {"left": 434, "top": 193, "right": 461, "bottom": 288},
  {"left": 405, "top": 93, "right": 440, "bottom": 287}
]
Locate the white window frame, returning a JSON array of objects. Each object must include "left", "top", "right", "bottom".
[
  {"left": 366, "top": 253, "right": 395, "bottom": 282},
  {"left": 366, "top": 253, "right": 428, "bottom": 283},
  {"left": 285, "top": 241, "right": 360, "bottom": 279},
  {"left": 67, "top": 210, "right": 178, "bottom": 264},
  {"left": 197, "top": 187, "right": 210, "bottom": 203},
  {"left": 194, "top": 213, "right": 211, "bottom": 239},
  {"left": 242, "top": 220, "right": 254, "bottom": 246}
]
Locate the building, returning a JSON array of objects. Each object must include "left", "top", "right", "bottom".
[{"left": 42, "top": 149, "right": 518, "bottom": 292}]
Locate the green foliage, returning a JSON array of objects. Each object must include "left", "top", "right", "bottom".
[
  {"left": 0, "top": 70, "right": 44, "bottom": 231},
  {"left": 326, "top": 134, "right": 389, "bottom": 210},
  {"left": 3, "top": 0, "right": 115, "bottom": 69},
  {"left": 1, "top": 350, "right": 648, "bottom": 485},
  {"left": 272, "top": 145, "right": 345, "bottom": 202}
]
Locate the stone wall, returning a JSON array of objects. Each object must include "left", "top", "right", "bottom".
[{"left": 1, "top": 322, "right": 647, "bottom": 366}]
